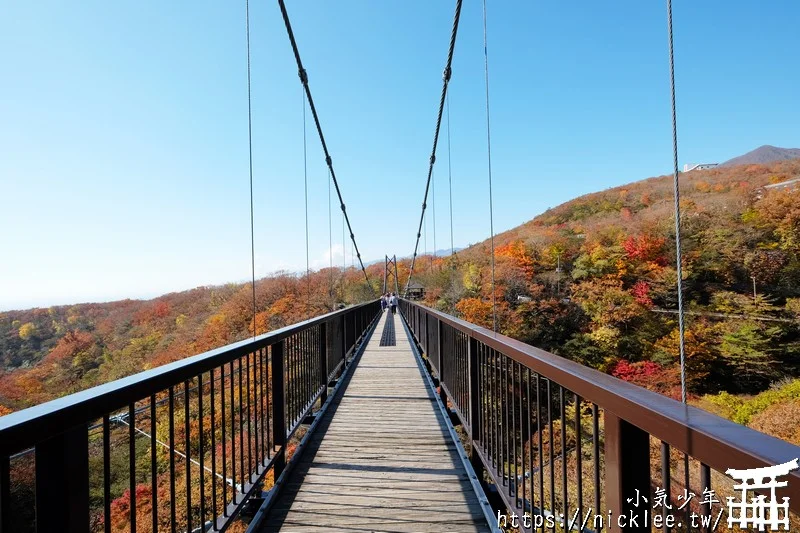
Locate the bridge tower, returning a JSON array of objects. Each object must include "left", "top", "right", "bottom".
[{"left": 382, "top": 255, "right": 400, "bottom": 295}]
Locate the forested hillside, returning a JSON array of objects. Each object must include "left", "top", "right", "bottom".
[
  {"left": 0, "top": 269, "right": 374, "bottom": 413},
  {"left": 3, "top": 158, "right": 800, "bottom": 531},
  {"left": 3, "top": 159, "right": 800, "bottom": 436},
  {"left": 404, "top": 159, "right": 800, "bottom": 442}
]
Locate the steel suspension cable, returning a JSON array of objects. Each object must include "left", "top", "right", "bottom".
[
  {"left": 667, "top": 0, "right": 687, "bottom": 404},
  {"left": 278, "top": 0, "right": 372, "bottom": 291},
  {"left": 405, "top": 0, "right": 464, "bottom": 294},
  {"left": 432, "top": 167, "right": 437, "bottom": 265},
  {"left": 482, "top": 0, "right": 497, "bottom": 332},
  {"left": 302, "top": 88, "right": 310, "bottom": 316},
  {"left": 446, "top": 92, "right": 455, "bottom": 257},
  {"left": 328, "top": 168, "right": 333, "bottom": 307},
  {"left": 424, "top": 210, "right": 428, "bottom": 268},
  {"left": 342, "top": 210, "right": 346, "bottom": 272},
  {"left": 245, "top": 0, "right": 257, "bottom": 339}
]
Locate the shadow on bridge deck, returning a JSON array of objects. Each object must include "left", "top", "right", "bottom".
[{"left": 259, "top": 311, "right": 492, "bottom": 532}]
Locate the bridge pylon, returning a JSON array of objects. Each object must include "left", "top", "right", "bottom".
[{"left": 382, "top": 255, "right": 400, "bottom": 295}]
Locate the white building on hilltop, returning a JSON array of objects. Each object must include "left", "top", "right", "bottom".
[{"left": 683, "top": 163, "right": 719, "bottom": 172}]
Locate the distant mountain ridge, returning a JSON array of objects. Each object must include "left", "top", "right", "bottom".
[{"left": 719, "top": 145, "right": 800, "bottom": 168}]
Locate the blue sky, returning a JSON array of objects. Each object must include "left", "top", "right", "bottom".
[{"left": 1, "top": 1, "right": 798, "bottom": 311}]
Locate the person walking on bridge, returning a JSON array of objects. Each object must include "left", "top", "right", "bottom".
[
  {"left": 380, "top": 293, "right": 387, "bottom": 313},
  {"left": 389, "top": 292, "right": 398, "bottom": 315}
]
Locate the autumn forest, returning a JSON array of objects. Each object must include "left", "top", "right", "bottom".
[{"left": 2, "top": 159, "right": 800, "bottom": 530}]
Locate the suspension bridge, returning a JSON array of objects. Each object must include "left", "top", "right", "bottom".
[{"left": 2, "top": 1, "right": 800, "bottom": 532}]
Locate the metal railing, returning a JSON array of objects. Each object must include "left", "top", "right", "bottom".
[
  {"left": 0, "top": 301, "right": 380, "bottom": 533},
  {"left": 401, "top": 299, "right": 800, "bottom": 532}
]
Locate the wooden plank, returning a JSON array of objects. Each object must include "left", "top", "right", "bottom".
[{"left": 259, "top": 311, "right": 490, "bottom": 532}]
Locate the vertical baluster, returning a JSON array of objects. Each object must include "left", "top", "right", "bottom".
[
  {"left": 199, "top": 374, "right": 206, "bottom": 527},
  {"left": 298, "top": 332, "right": 303, "bottom": 420},
  {"left": 149, "top": 395, "right": 158, "bottom": 533},
  {"left": 260, "top": 348, "right": 267, "bottom": 462},
  {"left": 537, "top": 375, "right": 544, "bottom": 529},
  {"left": 184, "top": 381, "right": 192, "bottom": 533},
  {"left": 220, "top": 368, "right": 227, "bottom": 516},
  {"left": 604, "top": 412, "right": 650, "bottom": 533},
  {"left": 492, "top": 350, "right": 498, "bottom": 474},
  {"left": 129, "top": 403, "right": 137, "bottom": 533},
  {"left": 253, "top": 350, "right": 260, "bottom": 469},
  {"left": 246, "top": 352, "right": 253, "bottom": 482},
  {"left": 477, "top": 344, "right": 483, "bottom": 452},
  {"left": 168, "top": 387, "right": 177, "bottom": 530},
  {"left": 700, "top": 463, "right": 711, "bottom": 532},
  {"left": 468, "top": 335, "right": 480, "bottom": 473},
  {"left": 272, "top": 341, "right": 287, "bottom": 478},
  {"left": 518, "top": 362, "right": 524, "bottom": 510},
  {"left": 547, "top": 380, "right": 554, "bottom": 528},
  {"left": 238, "top": 358, "right": 245, "bottom": 491},
  {"left": 104, "top": 414, "right": 112, "bottom": 533},
  {"left": 291, "top": 335, "right": 297, "bottom": 425},
  {"left": 526, "top": 369, "right": 533, "bottom": 525},
  {"left": 683, "top": 454, "right": 690, "bottom": 529},
  {"left": 438, "top": 320, "right": 446, "bottom": 406},
  {"left": 575, "top": 394, "right": 583, "bottom": 523},
  {"left": 512, "top": 361, "right": 518, "bottom": 502},
  {"left": 298, "top": 332, "right": 304, "bottom": 419},
  {"left": 305, "top": 329, "right": 310, "bottom": 410},
  {"left": 211, "top": 369, "right": 218, "bottom": 525},
  {"left": 593, "top": 404, "right": 601, "bottom": 533},
  {"left": 560, "top": 388, "right": 567, "bottom": 526},
  {"left": 0, "top": 454, "right": 9, "bottom": 533},
  {"left": 266, "top": 346, "right": 272, "bottom": 461},
  {"left": 230, "top": 361, "right": 237, "bottom": 505},
  {"left": 661, "top": 442, "right": 671, "bottom": 533},
  {"left": 320, "top": 322, "right": 329, "bottom": 403},
  {"left": 504, "top": 355, "right": 510, "bottom": 486}
]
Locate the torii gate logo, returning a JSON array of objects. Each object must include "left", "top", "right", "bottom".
[{"left": 726, "top": 458, "right": 799, "bottom": 531}]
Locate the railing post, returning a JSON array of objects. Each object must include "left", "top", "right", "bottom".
[
  {"left": 271, "top": 340, "right": 287, "bottom": 479},
  {"left": 423, "top": 313, "right": 429, "bottom": 355},
  {"left": 468, "top": 336, "right": 481, "bottom": 472},
  {"left": 352, "top": 310, "right": 357, "bottom": 352},
  {"left": 319, "top": 321, "right": 328, "bottom": 403},
  {"left": 605, "top": 412, "right": 650, "bottom": 533},
  {"left": 340, "top": 314, "right": 347, "bottom": 367},
  {"left": 438, "top": 319, "right": 446, "bottom": 406},
  {"left": 0, "top": 455, "right": 10, "bottom": 533},
  {"left": 35, "top": 424, "right": 90, "bottom": 532}
]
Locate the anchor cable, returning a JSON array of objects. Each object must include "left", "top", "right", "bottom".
[
  {"left": 245, "top": 0, "right": 257, "bottom": 339},
  {"left": 482, "top": 0, "right": 497, "bottom": 332},
  {"left": 302, "top": 88, "right": 311, "bottom": 316},
  {"left": 667, "top": 0, "right": 687, "bottom": 404}
]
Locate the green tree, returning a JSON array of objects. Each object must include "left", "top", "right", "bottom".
[{"left": 720, "top": 322, "right": 781, "bottom": 391}]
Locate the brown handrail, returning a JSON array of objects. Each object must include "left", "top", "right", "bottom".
[
  {"left": 401, "top": 299, "right": 800, "bottom": 525},
  {"left": 0, "top": 300, "right": 381, "bottom": 533},
  {"left": 0, "top": 301, "right": 376, "bottom": 455}
]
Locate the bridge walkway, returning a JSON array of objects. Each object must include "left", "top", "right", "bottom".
[{"left": 259, "top": 310, "right": 492, "bottom": 532}]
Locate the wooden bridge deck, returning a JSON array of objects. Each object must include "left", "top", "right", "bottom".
[{"left": 260, "top": 311, "right": 492, "bottom": 532}]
